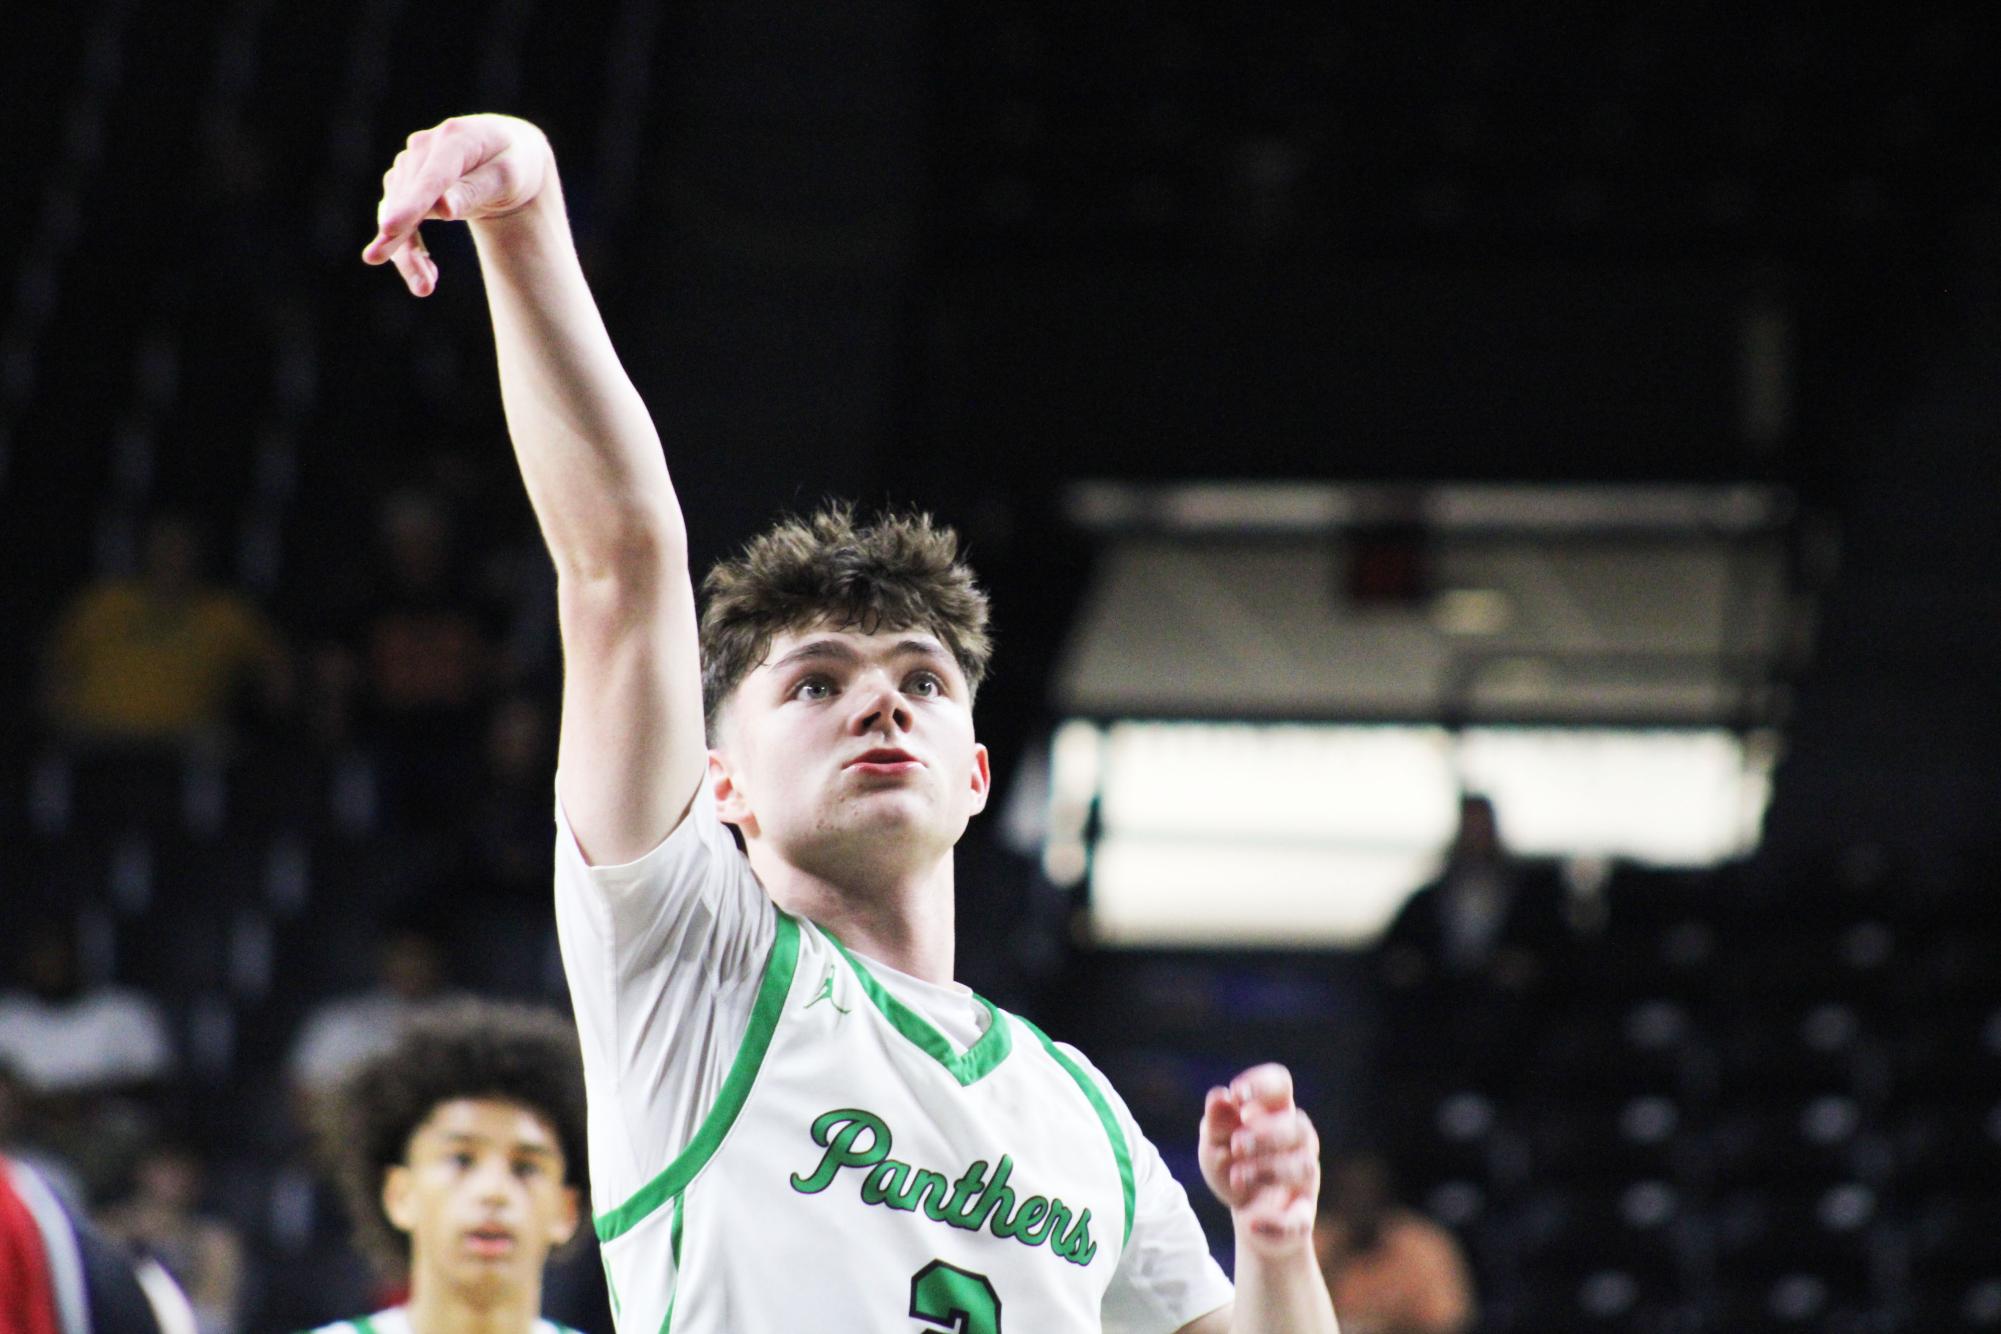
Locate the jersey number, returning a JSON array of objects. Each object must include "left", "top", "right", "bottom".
[{"left": 909, "top": 1259, "right": 1002, "bottom": 1334}]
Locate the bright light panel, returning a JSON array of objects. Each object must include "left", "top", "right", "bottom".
[{"left": 1059, "top": 721, "right": 1772, "bottom": 947}]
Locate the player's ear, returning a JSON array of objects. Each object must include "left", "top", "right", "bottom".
[
  {"left": 550, "top": 1185, "right": 582, "bottom": 1248},
  {"left": 709, "top": 749, "right": 755, "bottom": 833},
  {"left": 383, "top": 1165, "right": 417, "bottom": 1235},
  {"left": 966, "top": 743, "right": 991, "bottom": 815}
]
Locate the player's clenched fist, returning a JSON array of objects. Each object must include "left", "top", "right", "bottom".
[
  {"left": 1199, "top": 1063, "right": 1321, "bottom": 1256},
  {"left": 362, "top": 114, "right": 554, "bottom": 297}
]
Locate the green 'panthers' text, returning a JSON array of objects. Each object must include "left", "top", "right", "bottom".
[{"left": 789, "top": 1108, "right": 1099, "bottom": 1267}]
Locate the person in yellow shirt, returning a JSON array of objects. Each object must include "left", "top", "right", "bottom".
[{"left": 42, "top": 514, "right": 291, "bottom": 745}]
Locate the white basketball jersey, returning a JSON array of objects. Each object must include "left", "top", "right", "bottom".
[
  {"left": 304, "top": 1310, "right": 580, "bottom": 1334},
  {"left": 592, "top": 913, "right": 1137, "bottom": 1333}
]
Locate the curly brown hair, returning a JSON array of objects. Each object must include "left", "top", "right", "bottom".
[
  {"left": 321, "top": 998, "right": 588, "bottom": 1272},
  {"left": 699, "top": 503, "right": 993, "bottom": 740}
]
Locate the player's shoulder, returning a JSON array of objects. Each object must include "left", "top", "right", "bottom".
[{"left": 1005, "top": 1010, "right": 1097, "bottom": 1073}]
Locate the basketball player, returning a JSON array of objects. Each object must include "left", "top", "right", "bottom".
[
  {"left": 304, "top": 1000, "right": 590, "bottom": 1334},
  {"left": 364, "top": 114, "right": 1336, "bottom": 1334}
]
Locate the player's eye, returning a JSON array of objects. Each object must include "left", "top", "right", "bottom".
[
  {"left": 791, "top": 674, "right": 834, "bottom": 701},
  {"left": 450, "top": 1152, "right": 476, "bottom": 1170},
  {"left": 512, "top": 1160, "right": 544, "bottom": 1180},
  {"left": 905, "top": 671, "right": 944, "bottom": 698}
]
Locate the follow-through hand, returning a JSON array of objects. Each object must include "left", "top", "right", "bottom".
[{"left": 361, "top": 113, "right": 552, "bottom": 297}]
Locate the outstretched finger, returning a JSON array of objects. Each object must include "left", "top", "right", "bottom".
[
  {"left": 388, "top": 228, "right": 437, "bottom": 297},
  {"left": 368, "top": 129, "right": 471, "bottom": 260},
  {"left": 365, "top": 162, "right": 424, "bottom": 264}
]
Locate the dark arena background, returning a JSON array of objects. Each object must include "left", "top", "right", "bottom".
[{"left": 4, "top": 4, "right": 2001, "bottom": 1332}]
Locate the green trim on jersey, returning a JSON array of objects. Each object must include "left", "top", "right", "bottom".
[
  {"left": 1015, "top": 1015, "right": 1136, "bottom": 1248},
  {"left": 292, "top": 1316, "right": 375, "bottom": 1334},
  {"left": 594, "top": 911, "right": 803, "bottom": 1242},
  {"left": 821, "top": 928, "right": 1013, "bottom": 1087},
  {"left": 659, "top": 1194, "right": 685, "bottom": 1334}
]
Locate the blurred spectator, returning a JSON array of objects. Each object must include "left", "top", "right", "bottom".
[
  {"left": 1379, "top": 794, "right": 1572, "bottom": 995},
  {"left": 0, "top": 1066, "right": 85, "bottom": 1215},
  {"left": 98, "top": 1142, "right": 245, "bottom": 1334},
  {"left": 0, "top": 920, "right": 174, "bottom": 1202},
  {"left": 3, "top": 1154, "right": 198, "bottom": 1334},
  {"left": 40, "top": 514, "right": 291, "bottom": 748},
  {"left": 285, "top": 922, "right": 454, "bottom": 1126},
  {"left": 315, "top": 488, "right": 506, "bottom": 823},
  {"left": 0, "top": 919, "right": 174, "bottom": 1099},
  {"left": 440, "top": 694, "right": 564, "bottom": 996},
  {"left": 457, "top": 694, "right": 557, "bottom": 908},
  {"left": 0, "top": 1159, "right": 60, "bottom": 1334},
  {"left": 1312, "top": 1154, "right": 1475, "bottom": 1334}
]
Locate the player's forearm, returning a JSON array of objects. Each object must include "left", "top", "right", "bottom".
[
  {"left": 1229, "top": 1233, "right": 1341, "bottom": 1334},
  {"left": 469, "top": 175, "right": 684, "bottom": 583}
]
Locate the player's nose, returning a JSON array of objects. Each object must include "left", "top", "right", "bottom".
[
  {"left": 847, "top": 671, "right": 913, "bottom": 737},
  {"left": 469, "top": 1156, "right": 514, "bottom": 1202}
]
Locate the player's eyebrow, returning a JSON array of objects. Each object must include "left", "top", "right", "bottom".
[
  {"left": 767, "top": 636, "right": 950, "bottom": 672},
  {"left": 886, "top": 637, "right": 952, "bottom": 668},
  {"left": 768, "top": 639, "right": 859, "bottom": 672},
  {"left": 437, "top": 1131, "right": 560, "bottom": 1160}
]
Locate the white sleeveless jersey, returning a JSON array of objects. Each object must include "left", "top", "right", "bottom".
[
  {"left": 592, "top": 913, "right": 1142, "bottom": 1333},
  {"left": 303, "top": 1309, "right": 582, "bottom": 1334}
]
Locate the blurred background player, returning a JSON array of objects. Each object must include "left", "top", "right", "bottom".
[{"left": 301, "top": 999, "right": 589, "bottom": 1334}]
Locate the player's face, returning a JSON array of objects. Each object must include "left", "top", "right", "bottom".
[
  {"left": 713, "top": 623, "right": 991, "bottom": 870},
  {"left": 383, "top": 1098, "right": 579, "bottom": 1303}
]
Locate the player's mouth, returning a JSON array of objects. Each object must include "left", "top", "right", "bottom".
[
  {"left": 846, "top": 747, "right": 922, "bottom": 776},
  {"left": 463, "top": 1225, "right": 518, "bottom": 1259}
]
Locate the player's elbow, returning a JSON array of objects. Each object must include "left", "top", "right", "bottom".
[
  {"left": 554, "top": 504, "right": 688, "bottom": 589},
  {"left": 556, "top": 525, "right": 690, "bottom": 644}
]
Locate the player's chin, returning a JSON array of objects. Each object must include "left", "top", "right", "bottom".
[
  {"left": 446, "top": 1252, "right": 530, "bottom": 1295},
  {"left": 840, "top": 787, "right": 941, "bottom": 826}
]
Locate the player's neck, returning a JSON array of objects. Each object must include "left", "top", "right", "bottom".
[
  {"left": 403, "top": 1267, "right": 543, "bottom": 1334},
  {"left": 754, "top": 846, "right": 957, "bottom": 984}
]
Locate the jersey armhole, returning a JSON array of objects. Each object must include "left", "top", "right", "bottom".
[{"left": 591, "top": 911, "right": 801, "bottom": 1242}]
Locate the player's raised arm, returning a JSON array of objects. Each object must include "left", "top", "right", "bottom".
[{"left": 365, "top": 115, "right": 705, "bottom": 867}]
